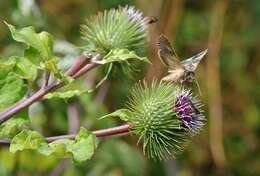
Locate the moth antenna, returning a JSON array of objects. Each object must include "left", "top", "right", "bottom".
[{"left": 195, "top": 78, "right": 202, "bottom": 96}]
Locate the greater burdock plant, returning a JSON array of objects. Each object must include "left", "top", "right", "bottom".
[{"left": 0, "top": 5, "right": 205, "bottom": 162}]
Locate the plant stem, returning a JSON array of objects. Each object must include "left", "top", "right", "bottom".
[
  {"left": 0, "top": 54, "right": 98, "bottom": 124},
  {"left": 65, "top": 54, "right": 91, "bottom": 77},
  {"left": 0, "top": 124, "right": 132, "bottom": 145}
]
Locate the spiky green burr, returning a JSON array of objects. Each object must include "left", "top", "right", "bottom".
[
  {"left": 125, "top": 80, "right": 206, "bottom": 160},
  {"left": 126, "top": 81, "right": 188, "bottom": 160},
  {"left": 102, "top": 81, "right": 205, "bottom": 160},
  {"left": 80, "top": 6, "right": 149, "bottom": 56}
]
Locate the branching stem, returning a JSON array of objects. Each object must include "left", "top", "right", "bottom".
[
  {"left": 0, "top": 54, "right": 98, "bottom": 124},
  {"left": 0, "top": 124, "right": 132, "bottom": 145}
]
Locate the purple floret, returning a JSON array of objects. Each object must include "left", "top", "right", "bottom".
[
  {"left": 123, "top": 6, "right": 149, "bottom": 28},
  {"left": 174, "top": 91, "right": 204, "bottom": 133}
]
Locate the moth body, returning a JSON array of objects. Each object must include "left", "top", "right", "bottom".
[{"left": 157, "top": 35, "right": 207, "bottom": 86}]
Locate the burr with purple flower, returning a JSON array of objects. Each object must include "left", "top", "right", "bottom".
[{"left": 175, "top": 90, "right": 204, "bottom": 134}]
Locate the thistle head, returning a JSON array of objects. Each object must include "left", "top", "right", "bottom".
[
  {"left": 124, "top": 81, "right": 205, "bottom": 160},
  {"left": 80, "top": 6, "right": 149, "bottom": 56},
  {"left": 174, "top": 90, "right": 204, "bottom": 134}
]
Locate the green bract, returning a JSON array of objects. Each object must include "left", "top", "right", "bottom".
[
  {"left": 81, "top": 6, "right": 149, "bottom": 56},
  {"left": 44, "top": 89, "right": 92, "bottom": 100},
  {"left": 96, "top": 49, "right": 150, "bottom": 64},
  {"left": 127, "top": 82, "right": 188, "bottom": 160}
]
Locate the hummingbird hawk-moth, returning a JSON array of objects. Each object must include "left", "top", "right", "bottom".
[{"left": 157, "top": 35, "right": 208, "bottom": 86}]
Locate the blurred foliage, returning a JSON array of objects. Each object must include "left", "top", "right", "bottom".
[{"left": 0, "top": 0, "right": 259, "bottom": 175}]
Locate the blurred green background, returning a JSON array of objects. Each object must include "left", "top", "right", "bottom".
[{"left": 0, "top": 0, "right": 259, "bottom": 175}]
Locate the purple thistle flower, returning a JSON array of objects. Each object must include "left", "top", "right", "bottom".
[
  {"left": 174, "top": 90, "right": 204, "bottom": 134},
  {"left": 123, "top": 6, "right": 149, "bottom": 28},
  {"left": 125, "top": 6, "right": 143, "bottom": 21}
]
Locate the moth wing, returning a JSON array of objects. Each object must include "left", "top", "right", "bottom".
[
  {"left": 181, "top": 49, "right": 208, "bottom": 72},
  {"left": 162, "top": 68, "right": 185, "bottom": 82},
  {"left": 157, "top": 35, "right": 183, "bottom": 70}
]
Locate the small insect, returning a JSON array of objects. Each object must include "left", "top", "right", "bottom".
[{"left": 157, "top": 35, "right": 208, "bottom": 88}]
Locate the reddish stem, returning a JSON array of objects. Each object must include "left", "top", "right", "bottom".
[
  {"left": 0, "top": 124, "right": 132, "bottom": 145},
  {"left": 65, "top": 54, "right": 91, "bottom": 77}
]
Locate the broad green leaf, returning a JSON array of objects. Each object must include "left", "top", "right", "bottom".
[
  {"left": 0, "top": 56, "right": 37, "bottom": 83},
  {"left": 47, "top": 128, "right": 98, "bottom": 162},
  {"left": 44, "top": 89, "right": 91, "bottom": 100},
  {"left": 48, "top": 139, "right": 73, "bottom": 158},
  {"left": 0, "top": 67, "right": 30, "bottom": 139},
  {"left": 0, "top": 58, "right": 16, "bottom": 68},
  {"left": 5, "top": 22, "right": 53, "bottom": 62},
  {"left": 68, "top": 127, "right": 98, "bottom": 162},
  {"left": 0, "top": 110, "right": 30, "bottom": 139},
  {"left": 96, "top": 49, "right": 150, "bottom": 64},
  {"left": 9, "top": 128, "right": 98, "bottom": 162},
  {"left": 5, "top": 22, "right": 65, "bottom": 80},
  {"left": 49, "top": 127, "right": 98, "bottom": 162},
  {"left": 99, "top": 109, "right": 133, "bottom": 122},
  {"left": 10, "top": 130, "right": 51, "bottom": 155},
  {"left": 24, "top": 47, "right": 42, "bottom": 66},
  {"left": 0, "top": 68, "right": 27, "bottom": 110},
  {"left": 12, "top": 57, "right": 38, "bottom": 83}
]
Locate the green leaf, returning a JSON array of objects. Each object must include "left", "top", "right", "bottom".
[
  {"left": 99, "top": 109, "right": 133, "bottom": 122},
  {"left": 10, "top": 130, "right": 51, "bottom": 155},
  {"left": 12, "top": 57, "right": 38, "bottom": 83},
  {"left": 0, "top": 56, "right": 37, "bottom": 83},
  {"left": 48, "top": 139, "right": 73, "bottom": 158},
  {"left": 9, "top": 128, "right": 98, "bottom": 162},
  {"left": 0, "top": 110, "right": 30, "bottom": 139},
  {"left": 5, "top": 22, "right": 53, "bottom": 62},
  {"left": 0, "top": 66, "right": 30, "bottom": 138},
  {"left": 5, "top": 22, "right": 65, "bottom": 80},
  {"left": 24, "top": 47, "right": 42, "bottom": 66},
  {"left": 49, "top": 127, "right": 98, "bottom": 162},
  {"left": 97, "top": 49, "right": 150, "bottom": 64},
  {"left": 44, "top": 89, "right": 91, "bottom": 100},
  {"left": 0, "top": 57, "right": 16, "bottom": 68},
  {"left": 0, "top": 68, "right": 27, "bottom": 110},
  {"left": 68, "top": 127, "right": 98, "bottom": 162}
]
